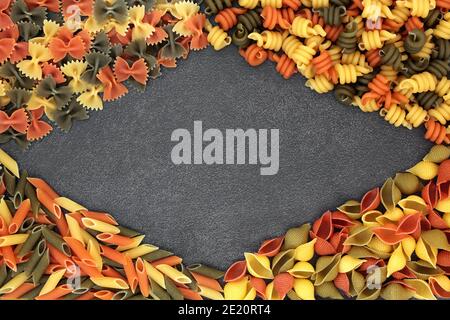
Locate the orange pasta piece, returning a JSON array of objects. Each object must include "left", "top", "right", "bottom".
[
  {"left": 96, "top": 233, "right": 134, "bottom": 246},
  {"left": 190, "top": 271, "right": 223, "bottom": 292},
  {"left": 26, "top": 178, "right": 59, "bottom": 199},
  {"left": 100, "top": 245, "right": 126, "bottom": 265},
  {"left": 135, "top": 258, "right": 150, "bottom": 297},
  {"left": 47, "top": 243, "right": 76, "bottom": 271},
  {"left": 71, "top": 256, "right": 103, "bottom": 278},
  {"left": 36, "top": 189, "right": 62, "bottom": 219},
  {"left": 81, "top": 211, "right": 118, "bottom": 225},
  {"left": 425, "top": 120, "right": 450, "bottom": 145},
  {"left": 8, "top": 199, "right": 31, "bottom": 234},
  {"left": 64, "top": 237, "right": 96, "bottom": 267},
  {"left": 0, "top": 282, "right": 35, "bottom": 300},
  {"left": 151, "top": 255, "right": 183, "bottom": 267},
  {"left": 54, "top": 214, "right": 70, "bottom": 237},
  {"left": 215, "top": 7, "right": 247, "bottom": 31},
  {"left": 239, "top": 44, "right": 268, "bottom": 67},
  {"left": 35, "top": 284, "right": 73, "bottom": 300},
  {"left": 123, "top": 255, "right": 138, "bottom": 293},
  {"left": 67, "top": 212, "right": 84, "bottom": 227},
  {"left": 102, "top": 265, "right": 126, "bottom": 280},
  {"left": 94, "top": 290, "right": 114, "bottom": 300},
  {"left": 0, "top": 247, "right": 17, "bottom": 271},
  {"left": 75, "top": 291, "right": 96, "bottom": 300},
  {"left": 178, "top": 287, "right": 203, "bottom": 300},
  {"left": 282, "top": 0, "right": 300, "bottom": 10}
]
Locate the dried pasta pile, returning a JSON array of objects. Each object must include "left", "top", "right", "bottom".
[
  {"left": 0, "top": 146, "right": 450, "bottom": 300},
  {"left": 0, "top": 148, "right": 224, "bottom": 300},
  {"left": 223, "top": 145, "right": 450, "bottom": 300},
  {"left": 204, "top": 0, "right": 450, "bottom": 144},
  {"left": 0, "top": 0, "right": 207, "bottom": 149}
]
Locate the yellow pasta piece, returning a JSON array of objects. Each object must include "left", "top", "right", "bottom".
[
  {"left": 198, "top": 285, "right": 224, "bottom": 300},
  {"left": 293, "top": 278, "right": 315, "bottom": 300},
  {"left": 294, "top": 238, "right": 317, "bottom": 261},
  {"left": 124, "top": 244, "right": 158, "bottom": 259},
  {"left": 0, "top": 234, "right": 29, "bottom": 247},
  {"left": 396, "top": 0, "right": 435, "bottom": 18},
  {"left": 224, "top": 277, "right": 255, "bottom": 300},
  {"left": 81, "top": 217, "right": 121, "bottom": 234},
  {"left": 155, "top": 264, "right": 192, "bottom": 284},
  {"left": 244, "top": 252, "right": 274, "bottom": 279},
  {"left": 39, "top": 268, "right": 66, "bottom": 296},
  {"left": 76, "top": 85, "right": 104, "bottom": 110},
  {"left": 387, "top": 244, "right": 407, "bottom": 277},
  {"left": 290, "top": 16, "right": 326, "bottom": 38},
  {"left": 288, "top": 261, "right": 315, "bottom": 278},
  {"left": 0, "top": 272, "right": 29, "bottom": 294},
  {"left": 143, "top": 260, "right": 166, "bottom": 289},
  {"left": 88, "top": 239, "right": 103, "bottom": 271},
  {"left": 66, "top": 214, "right": 84, "bottom": 245},
  {"left": 0, "top": 149, "right": 20, "bottom": 178},
  {"left": 338, "top": 255, "right": 366, "bottom": 273},
  {"left": 415, "top": 237, "right": 438, "bottom": 267},
  {"left": 407, "top": 160, "right": 439, "bottom": 180},
  {"left": 117, "top": 234, "right": 145, "bottom": 251},
  {"left": 248, "top": 31, "right": 286, "bottom": 51},
  {"left": 54, "top": 197, "right": 87, "bottom": 212},
  {"left": 128, "top": 6, "right": 155, "bottom": 40},
  {"left": 90, "top": 277, "right": 130, "bottom": 290},
  {"left": 17, "top": 42, "right": 52, "bottom": 80},
  {"left": 0, "top": 197, "right": 13, "bottom": 225}
]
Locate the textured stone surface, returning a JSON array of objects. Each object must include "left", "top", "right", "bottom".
[{"left": 3, "top": 46, "right": 431, "bottom": 269}]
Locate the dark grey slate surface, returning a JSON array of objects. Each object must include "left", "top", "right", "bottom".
[{"left": 3, "top": 46, "right": 431, "bottom": 269}]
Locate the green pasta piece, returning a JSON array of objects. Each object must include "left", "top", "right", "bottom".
[
  {"left": 402, "top": 58, "right": 429, "bottom": 77},
  {"left": 72, "top": 278, "right": 94, "bottom": 294},
  {"left": 5, "top": 198, "right": 15, "bottom": 215},
  {"left": 180, "top": 265, "right": 199, "bottom": 292},
  {"left": 355, "top": 72, "right": 376, "bottom": 96},
  {"left": 271, "top": 249, "right": 295, "bottom": 275},
  {"left": 42, "top": 227, "right": 71, "bottom": 257},
  {"left": 432, "top": 38, "right": 450, "bottom": 60},
  {"left": 281, "top": 223, "right": 310, "bottom": 250},
  {"left": 337, "top": 21, "right": 358, "bottom": 53},
  {"left": 164, "top": 276, "right": 184, "bottom": 300},
  {"left": 18, "top": 225, "right": 44, "bottom": 258},
  {"left": 416, "top": 91, "right": 442, "bottom": 110},
  {"left": 85, "top": 228, "right": 101, "bottom": 237},
  {"left": 19, "top": 217, "right": 35, "bottom": 233},
  {"left": 32, "top": 248, "right": 50, "bottom": 285},
  {"left": 335, "top": 85, "right": 355, "bottom": 106},
  {"left": 0, "top": 263, "right": 7, "bottom": 287},
  {"left": 238, "top": 10, "right": 261, "bottom": 33},
  {"left": 20, "top": 284, "right": 44, "bottom": 300},
  {"left": 424, "top": 9, "right": 443, "bottom": 29},
  {"left": 203, "top": 0, "right": 233, "bottom": 15},
  {"left": 149, "top": 277, "right": 171, "bottom": 300},
  {"left": 13, "top": 169, "right": 27, "bottom": 208},
  {"left": 232, "top": 24, "right": 251, "bottom": 49},
  {"left": 3, "top": 168, "right": 16, "bottom": 196},
  {"left": 380, "top": 44, "right": 403, "bottom": 70},
  {"left": 117, "top": 225, "right": 141, "bottom": 238},
  {"left": 62, "top": 292, "right": 83, "bottom": 300},
  {"left": 404, "top": 29, "right": 426, "bottom": 55},
  {"left": 427, "top": 59, "right": 450, "bottom": 79},
  {"left": 23, "top": 239, "right": 47, "bottom": 276},
  {"left": 102, "top": 257, "right": 123, "bottom": 269},
  {"left": 318, "top": 5, "right": 346, "bottom": 26},
  {"left": 187, "top": 264, "right": 224, "bottom": 279},
  {"left": 127, "top": 294, "right": 149, "bottom": 300},
  {"left": 24, "top": 182, "right": 40, "bottom": 214},
  {"left": 112, "top": 290, "right": 135, "bottom": 300},
  {"left": 286, "top": 290, "right": 301, "bottom": 300},
  {"left": 141, "top": 249, "right": 173, "bottom": 262}
]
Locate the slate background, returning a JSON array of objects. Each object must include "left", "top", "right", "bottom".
[{"left": 3, "top": 46, "right": 432, "bottom": 269}]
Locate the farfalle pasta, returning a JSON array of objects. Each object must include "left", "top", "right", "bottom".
[
  {"left": 204, "top": 0, "right": 450, "bottom": 146},
  {"left": 0, "top": 0, "right": 206, "bottom": 149}
]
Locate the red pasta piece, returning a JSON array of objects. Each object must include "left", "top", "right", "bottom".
[
  {"left": 365, "top": 49, "right": 381, "bottom": 68},
  {"left": 113, "top": 57, "right": 148, "bottom": 85},
  {"left": 424, "top": 120, "right": 450, "bottom": 145},
  {"left": 258, "top": 236, "right": 284, "bottom": 257},
  {"left": 358, "top": 258, "right": 385, "bottom": 272},
  {"left": 330, "top": 229, "right": 350, "bottom": 253},
  {"left": 185, "top": 13, "right": 208, "bottom": 51},
  {"left": 25, "top": 0, "right": 59, "bottom": 12},
  {"left": 437, "top": 160, "right": 450, "bottom": 200},
  {"left": 312, "top": 234, "right": 337, "bottom": 255},
  {"left": 239, "top": 44, "right": 268, "bottom": 67},
  {"left": 0, "top": 0, "right": 13, "bottom": 31},
  {"left": 430, "top": 277, "right": 450, "bottom": 298},
  {"left": 427, "top": 210, "right": 448, "bottom": 229},
  {"left": 312, "top": 50, "right": 333, "bottom": 75},
  {"left": 282, "top": 0, "right": 300, "bottom": 10},
  {"left": 405, "top": 17, "right": 423, "bottom": 32},
  {"left": 249, "top": 276, "right": 267, "bottom": 300},
  {"left": 273, "top": 273, "right": 293, "bottom": 299},
  {"left": 10, "top": 42, "right": 28, "bottom": 63},
  {"left": 437, "top": 0, "right": 450, "bottom": 9},
  {"left": 215, "top": 7, "right": 247, "bottom": 31},
  {"left": 32, "top": 124, "right": 51, "bottom": 147},
  {"left": 422, "top": 180, "right": 438, "bottom": 209},
  {"left": 123, "top": 255, "right": 138, "bottom": 293},
  {"left": 396, "top": 212, "right": 421, "bottom": 235},
  {"left": 261, "top": 6, "right": 290, "bottom": 30},
  {"left": 97, "top": 66, "right": 128, "bottom": 102},
  {"left": 268, "top": 52, "right": 296, "bottom": 79},
  {"left": 49, "top": 36, "right": 86, "bottom": 62},
  {"left": 135, "top": 258, "right": 150, "bottom": 297},
  {"left": 144, "top": 10, "right": 168, "bottom": 45},
  {"left": 360, "top": 187, "right": 381, "bottom": 213},
  {"left": 437, "top": 251, "right": 450, "bottom": 267},
  {"left": 324, "top": 24, "right": 343, "bottom": 42},
  {"left": 8, "top": 199, "right": 31, "bottom": 234},
  {"left": 331, "top": 211, "right": 355, "bottom": 228},
  {"left": 102, "top": 265, "right": 126, "bottom": 280},
  {"left": 178, "top": 287, "right": 203, "bottom": 300},
  {"left": 224, "top": 260, "right": 247, "bottom": 282},
  {"left": 392, "top": 266, "right": 416, "bottom": 280},
  {"left": 333, "top": 272, "right": 350, "bottom": 296},
  {"left": 312, "top": 210, "right": 333, "bottom": 240},
  {"left": 0, "top": 38, "right": 15, "bottom": 64},
  {"left": 0, "top": 109, "right": 29, "bottom": 134},
  {"left": 372, "top": 224, "right": 408, "bottom": 245},
  {"left": 42, "top": 63, "right": 66, "bottom": 84}
]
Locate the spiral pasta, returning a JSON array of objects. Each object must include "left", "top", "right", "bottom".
[{"left": 398, "top": 72, "right": 438, "bottom": 93}]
